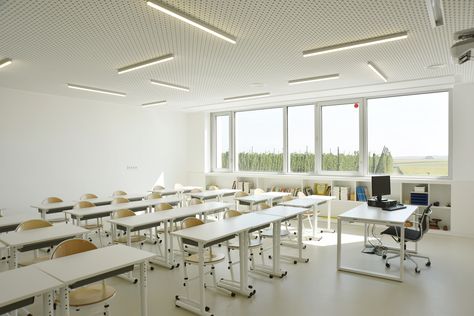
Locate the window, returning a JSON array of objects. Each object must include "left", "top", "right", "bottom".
[
  {"left": 320, "top": 101, "right": 361, "bottom": 173},
  {"left": 367, "top": 92, "right": 449, "bottom": 177},
  {"left": 213, "top": 114, "right": 230, "bottom": 170},
  {"left": 288, "top": 105, "right": 315, "bottom": 173},
  {"left": 235, "top": 108, "right": 283, "bottom": 172}
]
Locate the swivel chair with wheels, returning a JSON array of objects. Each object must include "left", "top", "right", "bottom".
[{"left": 382, "top": 204, "right": 432, "bottom": 273}]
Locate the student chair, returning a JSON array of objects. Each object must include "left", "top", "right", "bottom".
[
  {"left": 72, "top": 201, "right": 104, "bottom": 246},
  {"left": 79, "top": 193, "right": 98, "bottom": 200},
  {"left": 111, "top": 197, "right": 129, "bottom": 205},
  {"left": 189, "top": 198, "right": 203, "bottom": 206},
  {"left": 112, "top": 210, "right": 147, "bottom": 246},
  {"left": 382, "top": 205, "right": 433, "bottom": 273},
  {"left": 253, "top": 188, "right": 265, "bottom": 195},
  {"left": 51, "top": 239, "right": 116, "bottom": 315},
  {"left": 179, "top": 218, "right": 232, "bottom": 298},
  {"left": 112, "top": 190, "right": 127, "bottom": 196},
  {"left": 234, "top": 191, "right": 251, "bottom": 212},
  {"left": 208, "top": 185, "right": 219, "bottom": 190},
  {"left": 42, "top": 196, "right": 68, "bottom": 223},
  {"left": 15, "top": 219, "right": 53, "bottom": 266},
  {"left": 152, "top": 185, "right": 165, "bottom": 191},
  {"left": 146, "top": 192, "right": 162, "bottom": 200}
]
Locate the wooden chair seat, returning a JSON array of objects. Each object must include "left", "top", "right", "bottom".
[
  {"left": 185, "top": 251, "right": 225, "bottom": 264},
  {"left": 67, "top": 284, "right": 116, "bottom": 307},
  {"left": 114, "top": 235, "right": 147, "bottom": 244},
  {"left": 81, "top": 223, "right": 103, "bottom": 230},
  {"left": 227, "top": 238, "right": 262, "bottom": 250}
]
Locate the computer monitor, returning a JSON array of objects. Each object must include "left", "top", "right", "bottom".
[{"left": 372, "top": 175, "right": 391, "bottom": 203}]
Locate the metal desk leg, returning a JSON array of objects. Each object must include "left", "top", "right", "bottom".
[
  {"left": 140, "top": 261, "right": 148, "bottom": 316},
  {"left": 59, "top": 287, "right": 70, "bottom": 316},
  {"left": 281, "top": 214, "right": 309, "bottom": 264},
  {"left": 321, "top": 200, "right": 335, "bottom": 233},
  {"left": 310, "top": 204, "right": 322, "bottom": 241},
  {"left": 42, "top": 291, "right": 54, "bottom": 316},
  {"left": 9, "top": 246, "right": 17, "bottom": 269},
  {"left": 117, "top": 228, "right": 138, "bottom": 284},
  {"left": 400, "top": 224, "right": 405, "bottom": 282},
  {"left": 337, "top": 218, "right": 342, "bottom": 270}
]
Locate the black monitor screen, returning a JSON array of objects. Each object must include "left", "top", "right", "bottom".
[{"left": 372, "top": 175, "right": 391, "bottom": 201}]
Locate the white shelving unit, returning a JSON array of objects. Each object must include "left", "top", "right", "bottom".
[{"left": 205, "top": 172, "right": 452, "bottom": 232}]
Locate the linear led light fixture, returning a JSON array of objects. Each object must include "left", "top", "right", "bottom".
[
  {"left": 150, "top": 79, "right": 190, "bottom": 92},
  {"left": 224, "top": 92, "right": 271, "bottom": 102},
  {"left": 288, "top": 74, "right": 340, "bottom": 85},
  {"left": 0, "top": 58, "right": 12, "bottom": 69},
  {"left": 303, "top": 31, "right": 408, "bottom": 57},
  {"left": 117, "top": 54, "right": 174, "bottom": 74},
  {"left": 425, "top": 0, "right": 444, "bottom": 28},
  {"left": 67, "top": 83, "right": 126, "bottom": 97},
  {"left": 142, "top": 100, "right": 167, "bottom": 108},
  {"left": 146, "top": 0, "right": 237, "bottom": 44},
  {"left": 367, "top": 62, "right": 388, "bottom": 82}
]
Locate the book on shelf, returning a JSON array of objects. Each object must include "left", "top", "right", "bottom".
[
  {"left": 356, "top": 186, "right": 368, "bottom": 201},
  {"left": 332, "top": 186, "right": 340, "bottom": 200}
]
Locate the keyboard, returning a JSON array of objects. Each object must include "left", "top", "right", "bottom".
[{"left": 383, "top": 205, "right": 407, "bottom": 211}]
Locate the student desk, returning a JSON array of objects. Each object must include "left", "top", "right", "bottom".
[
  {"left": 107, "top": 202, "right": 231, "bottom": 269},
  {"left": 306, "top": 195, "right": 336, "bottom": 233},
  {"left": 0, "top": 223, "right": 88, "bottom": 269},
  {"left": 234, "top": 191, "right": 290, "bottom": 211},
  {"left": 34, "top": 244, "right": 155, "bottom": 316},
  {"left": 188, "top": 189, "right": 240, "bottom": 202},
  {"left": 337, "top": 204, "right": 418, "bottom": 282},
  {"left": 31, "top": 194, "right": 146, "bottom": 219},
  {"left": 0, "top": 214, "right": 40, "bottom": 233},
  {"left": 171, "top": 212, "right": 280, "bottom": 316},
  {"left": 0, "top": 266, "right": 62, "bottom": 316}
]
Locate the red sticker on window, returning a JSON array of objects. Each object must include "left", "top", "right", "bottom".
[{"left": 354, "top": 102, "right": 359, "bottom": 108}]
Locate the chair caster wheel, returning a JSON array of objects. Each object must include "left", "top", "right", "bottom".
[
  {"left": 385, "top": 263, "right": 390, "bottom": 268},
  {"left": 305, "top": 259, "right": 309, "bottom": 263},
  {"left": 268, "top": 255, "right": 272, "bottom": 259},
  {"left": 150, "top": 266, "right": 154, "bottom": 271},
  {"left": 133, "top": 279, "right": 138, "bottom": 284},
  {"left": 170, "top": 266, "right": 174, "bottom": 270},
  {"left": 205, "top": 306, "right": 210, "bottom": 312},
  {"left": 382, "top": 255, "right": 387, "bottom": 259},
  {"left": 293, "top": 260, "right": 297, "bottom": 265},
  {"left": 175, "top": 295, "right": 180, "bottom": 300},
  {"left": 175, "top": 263, "right": 180, "bottom": 268},
  {"left": 231, "top": 292, "right": 236, "bottom": 297},
  {"left": 415, "top": 268, "right": 420, "bottom": 273},
  {"left": 302, "top": 245, "right": 307, "bottom": 249},
  {"left": 248, "top": 285, "right": 253, "bottom": 289},
  {"left": 218, "top": 244, "right": 222, "bottom": 247},
  {"left": 309, "top": 237, "right": 312, "bottom": 241},
  {"left": 269, "top": 275, "right": 273, "bottom": 279},
  {"left": 426, "top": 261, "right": 431, "bottom": 267}
]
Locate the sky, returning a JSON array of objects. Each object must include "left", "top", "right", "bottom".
[{"left": 217, "top": 91, "right": 449, "bottom": 159}]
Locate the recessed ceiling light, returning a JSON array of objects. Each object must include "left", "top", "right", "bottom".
[
  {"left": 303, "top": 32, "right": 408, "bottom": 57},
  {"left": 426, "top": 63, "right": 446, "bottom": 69},
  {"left": 367, "top": 62, "right": 388, "bottom": 82},
  {"left": 425, "top": 0, "right": 444, "bottom": 28},
  {"left": 117, "top": 54, "right": 174, "bottom": 74},
  {"left": 67, "top": 84, "right": 126, "bottom": 97},
  {"left": 288, "top": 74, "right": 340, "bottom": 85},
  {"left": 150, "top": 79, "right": 190, "bottom": 92},
  {"left": 142, "top": 100, "right": 167, "bottom": 108},
  {"left": 0, "top": 58, "right": 12, "bottom": 69},
  {"left": 146, "top": 0, "right": 237, "bottom": 44},
  {"left": 250, "top": 82, "right": 266, "bottom": 88},
  {"left": 224, "top": 92, "right": 271, "bottom": 102}
]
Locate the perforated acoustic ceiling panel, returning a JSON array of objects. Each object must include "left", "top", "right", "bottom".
[{"left": 0, "top": 0, "right": 472, "bottom": 111}]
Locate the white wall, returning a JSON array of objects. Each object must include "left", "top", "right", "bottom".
[
  {"left": 185, "top": 112, "right": 208, "bottom": 187},
  {"left": 0, "top": 87, "right": 188, "bottom": 212}
]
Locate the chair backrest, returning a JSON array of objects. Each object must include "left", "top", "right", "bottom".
[
  {"left": 42, "top": 197, "right": 63, "bottom": 204},
  {"left": 190, "top": 188, "right": 202, "bottom": 193},
  {"left": 155, "top": 203, "right": 173, "bottom": 212},
  {"left": 181, "top": 217, "right": 204, "bottom": 229},
  {"left": 113, "top": 190, "right": 127, "bottom": 196},
  {"left": 418, "top": 204, "right": 433, "bottom": 236},
  {"left": 234, "top": 191, "right": 249, "bottom": 198},
  {"left": 153, "top": 185, "right": 165, "bottom": 191},
  {"left": 80, "top": 193, "right": 98, "bottom": 200},
  {"left": 297, "top": 192, "right": 306, "bottom": 198},
  {"left": 208, "top": 185, "right": 219, "bottom": 190},
  {"left": 259, "top": 202, "right": 271, "bottom": 210},
  {"left": 254, "top": 188, "right": 265, "bottom": 195},
  {"left": 282, "top": 195, "right": 294, "bottom": 202},
  {"left": 114, "top": 209, "right": 135, "bottom": 219},
  {"left": 189, "top": 198, "right": 203, "bottom": 205},
  {"left": 146, "top": 192, "right": 162, "bottom": 200},
  {"left": 111, "top": 197, "right": 129, "bottom": 205},
  {"left": 223, "top": 210, "right": 241, "bottom": 219},
  {"left": 16, "top": 219, "right": 52, "bottom": 232},
  {"left": 51, "top": 239, "right": 97, "bottom": 259},
  {"left": 73, "top": 201, "right": 95, "bottom": 209}
]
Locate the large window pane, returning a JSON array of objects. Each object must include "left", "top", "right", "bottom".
[
  {"left": 288, "top": 105, "right": 315, "bottom": 173},
  {"left": 321, "top": 102, "right": 360, "bottom": 172},
  {"left": 215, "top": 115, "right": 230, "bottom": 169},
  {"left": 236, "top": 108, "right": 283, "bottom": 172},
  {"left": 368, "top": 92, "right": 449, "bottom": 177}
]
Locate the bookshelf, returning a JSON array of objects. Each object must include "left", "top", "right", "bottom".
[{"left": 205, "top": 172, "right": 452, "bottom": 232}]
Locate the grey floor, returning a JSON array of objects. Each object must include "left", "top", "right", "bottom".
[{"left": 11, "top": 223, "right": 474, "bottom": 316}]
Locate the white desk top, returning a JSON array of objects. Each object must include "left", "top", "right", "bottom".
[
  {"left": 235, "top": 192, "right": 291, "bottom": 204},
  {"left": 85, "top": 194, "right": 145, "bottom": 204},
  {"left": 34, "top": 245, "right": 155, "bottom": 285},
  {"left": 189, "top": 189, "right": 239, "bottom": 199},
  {"left": 279, "top": 197, "right": 332, "bottom": 208},
  {"left": 0, "top": 214, "right": 41, "bottom": 231},
  {"left": 65, "top": 197, "right": 181, "bottom": 218},
  {"left": 149, "top": 189, "right": 178, "bottom": 196},
  {"left": 171, "top": 213, "right": 278, "bottom": 244},
  {"left": 108, "top": 202, "right": 232, "bottom": 229},
  {"left": 338, "top": 204, "right": 418, "bottom": 224},
  {"left": 0, "top": 223, "right": 88, "bottom": 248},
  {"left": 0, "top": 266, "right": 62, "bottom": 308},
  {"left": 306, "top": 195, "right": 336, "bottom": 202},
  {"left": 31, "top": 201, "right": 76, "bottom": 211},
  {"left": 257, "top": 206, "right": 308, "bottom": 218},
  {"left": 31, "top": 194, "right": 146, "bottom": 211},
  {"left": 260, "top": 192, "right": 291, "bottom": 198}
]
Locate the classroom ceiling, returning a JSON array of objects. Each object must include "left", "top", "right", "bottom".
[{"left": 0, "top": 0, "right": 473, "bottom": 111}]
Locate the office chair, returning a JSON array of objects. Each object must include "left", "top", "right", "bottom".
[{"left": 382, "top": 204, "right": 432, "bottom": 273}]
